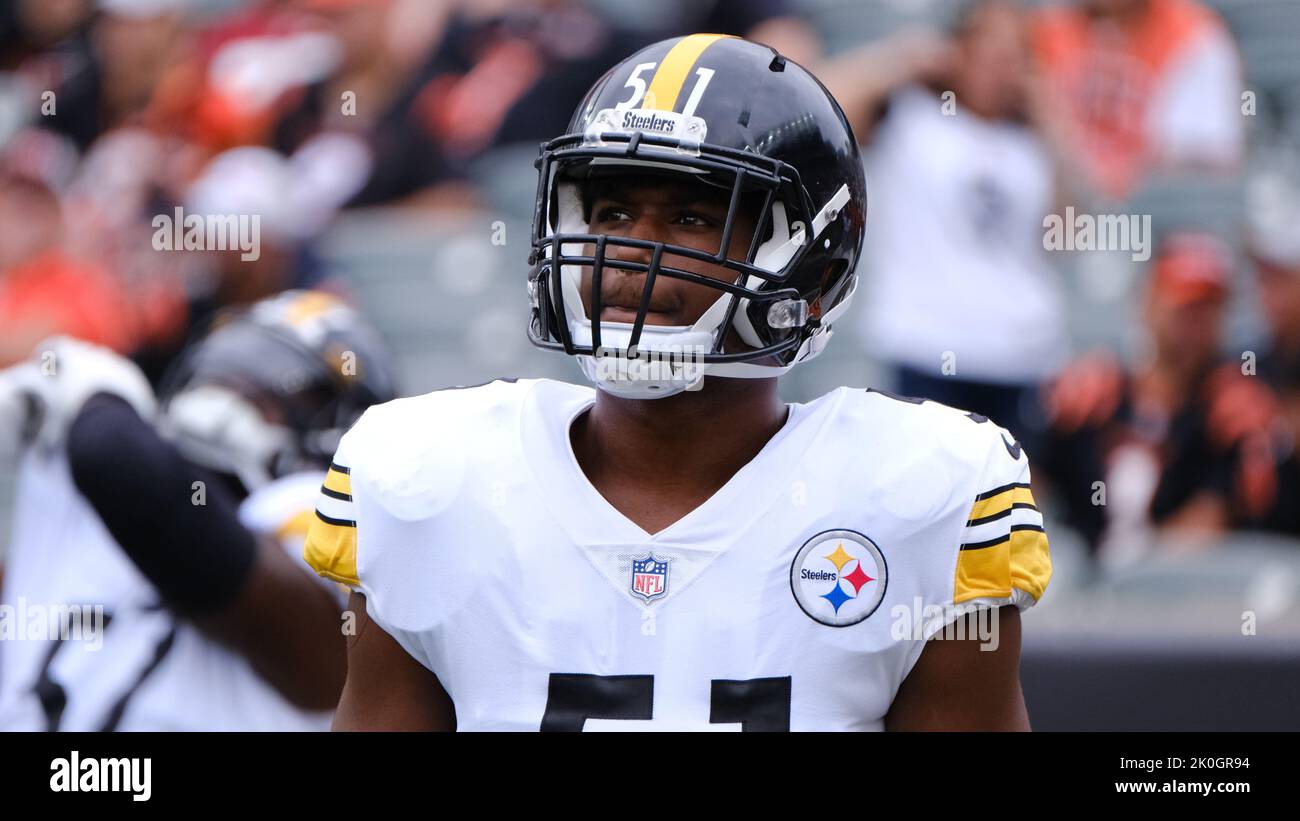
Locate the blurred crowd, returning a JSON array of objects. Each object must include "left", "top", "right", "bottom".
[{"left": 1, "top": 0, "right": 1298, "bottom": 570}]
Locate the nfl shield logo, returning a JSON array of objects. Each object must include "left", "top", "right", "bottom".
[{"left": 630, "top": 554, "right": 670, "bottom": 603}]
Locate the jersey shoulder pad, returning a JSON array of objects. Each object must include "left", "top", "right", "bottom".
[
  {"left": 842, "top": 387, "right": 1009, "bottom": 476},
  {"left": 301, "top": 379, "right": 535, "bottom": 586},
  {"left": 848, "top": 388, "right": 1051, "bottom": 609}
]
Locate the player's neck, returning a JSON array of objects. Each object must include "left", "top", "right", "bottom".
[{"left": 574, "top": 377, "right": 788, "bottom": 489}]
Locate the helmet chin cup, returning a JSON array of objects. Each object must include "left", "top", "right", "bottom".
[{"left": 571, "top": 321, "right": 711, "bottom": 399}]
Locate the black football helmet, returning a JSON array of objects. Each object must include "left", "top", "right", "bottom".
[
  {"left": 528, "top": 34, "right": 866, "bottom": 398},
  {"left": 158, "top": 290, "right": 399, "bottom": 493}
]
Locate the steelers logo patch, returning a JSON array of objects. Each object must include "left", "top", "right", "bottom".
[{"left": 789, "top": 529, "right": 888, "bottom": 627}]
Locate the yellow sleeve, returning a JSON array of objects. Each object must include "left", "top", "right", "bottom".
[
  {"left": 303, "top": 460, "right": 359, "bottom": 587},
  {"left": 953, "top": 437, "right": 1052, "bottom": 608}
]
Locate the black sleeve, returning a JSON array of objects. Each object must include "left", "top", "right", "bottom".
[{"left": 66, "top": 394, "right": 258, "bottom": 616}]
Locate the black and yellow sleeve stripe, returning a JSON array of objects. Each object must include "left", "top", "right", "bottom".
[
  {"left": 954, "top": 481, "right": 1052, "bottom": 605},
  {"left": 303, "top": 462, "right": 359, "bottom": 587}
]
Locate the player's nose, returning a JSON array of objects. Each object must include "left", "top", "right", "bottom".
[{"left": 602, "top": 220, "right": 660, "bottom": 268}]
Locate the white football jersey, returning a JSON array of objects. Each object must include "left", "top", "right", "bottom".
[
  {"left": 305, "top": 378, "right": 1052, "bottom": 731},
  {"left": 0, "top": 451, "right": 334, "bottom": 732}
]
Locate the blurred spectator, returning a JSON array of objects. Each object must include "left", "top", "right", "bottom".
[
  {"left": 28, "top": 0, "right": 196, "bottom": 150},
  {"left": 1033, "top": 0, "right": 1245, "bottom": 200},
  {"left": 266, "top": 0, "right": 650, "bottom": 208},
  {"left": 0, "top": 0, "right": 94, "bottom": 70},
  {"left": 182, "top": 0, "right": 342, "bottom": 152},
  {"left": 1238, "top": 168, "right": 1300, "bottom": 535},
  {"left": 268, "top": 0, "right": 458, "bottom": 206},
  {"left": 1248, "top": 167, "right": 1300, "bottom": 392},
  {"left": 128, "top": 141, "right": 365, "bottom": 381},
  {"left": 823, "top": 0, "right": 1066, "bottom": 451},
  {"left": 1038, "top": 234, "right": 1291, "bottom": 563},
  {"left": 651, "top": 0, "right": 822, "bottom": 67},
  {"left": 0, "top": 133, "right": 136, "bottom": 365}
]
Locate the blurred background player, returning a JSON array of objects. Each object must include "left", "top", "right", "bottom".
[{"left": 0, "top": 289, "right": 398, "bottom": 730}]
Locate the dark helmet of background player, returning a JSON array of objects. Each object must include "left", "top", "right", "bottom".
[
  {"left": 157, "top": 290, "right": 399, "bottom": 494},
  {"left": 527, "top": 34, "right": 867, "bottom": 398}
]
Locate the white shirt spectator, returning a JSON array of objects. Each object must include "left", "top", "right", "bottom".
[
  {"left": 858, "top": 86, "right": 1068, "bottom": 385},
  {"left": 1033, "top": 0, "right": 1244, "bottom": 198}
]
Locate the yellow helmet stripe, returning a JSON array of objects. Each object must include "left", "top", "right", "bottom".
[{"left": 644, "top": 33, "right": 730, "bottom": 112}]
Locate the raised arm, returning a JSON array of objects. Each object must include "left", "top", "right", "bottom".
[
  {"left": 66, "top": 392, "right": 346, "bottom": 710},
  {"left": 815, "top": 29, "right": 955, "bottom": 143}
]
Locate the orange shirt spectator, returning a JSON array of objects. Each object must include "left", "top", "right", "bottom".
[
  {"left": 0, "top": 249, "right": 137, "bottom": 365},
  {"left": 1033, "top": 0, "right": 1244, "bottom": 199}
]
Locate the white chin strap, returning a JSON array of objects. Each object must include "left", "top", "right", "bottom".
[{"left": 571, "top": 321, "right": 713, "bottom": 399}]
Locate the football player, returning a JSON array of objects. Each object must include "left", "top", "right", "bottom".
[
  {"left": 308, "top": 35, "right": 1052, "bottom": 731},
  {"left": 0, "top": 290, "right": 398, "bottom": 730}
]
